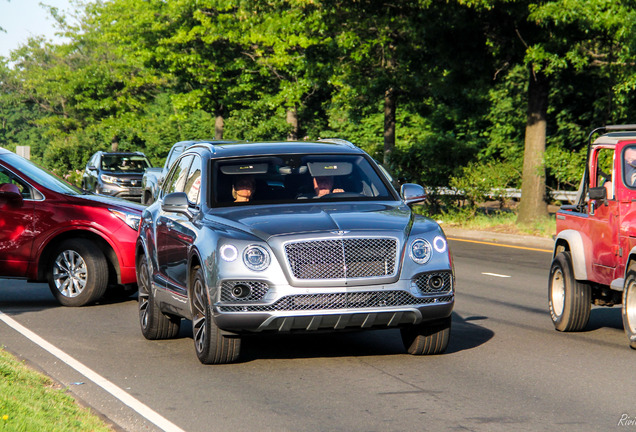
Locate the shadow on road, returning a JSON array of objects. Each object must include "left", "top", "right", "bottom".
[
  {"left": 586, "top": 306, "right": 623, "bottom": 331},
  {"left": 206, "top": 311, "right": 497, "bottom": 362},
  {"left": 0, "top": 278, "right": 137, "bottom": 314},
  {"left": 446, "top": 312, "right": 494, "bottom": 354}
]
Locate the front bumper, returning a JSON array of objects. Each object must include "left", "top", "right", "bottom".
[
  {"left": 213, "top": 273, "right": 454, "bottom": 333},
  {"left": 98, "top": 184, "right": 143, "bottom": 202}
]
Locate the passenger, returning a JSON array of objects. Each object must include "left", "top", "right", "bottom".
[
  {"left": 312, "top": 175, "right": 344, "bottom": 198},
  {"left": 232, "top": 176, "right": 255, "bottom": 202},
  {"left": 625, "top": 147, "right": 636, "bottom": 187}
]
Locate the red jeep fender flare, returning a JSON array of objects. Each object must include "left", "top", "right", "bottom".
[{"left": 554, "top": 229, "right": 588, "bottom": 280}]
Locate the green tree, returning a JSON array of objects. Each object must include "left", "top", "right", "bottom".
[{"left": 458, "top": 0, "right": 636, "bottom": 224}]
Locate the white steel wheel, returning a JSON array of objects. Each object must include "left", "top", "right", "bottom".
[
  {"left": 548, "top": 251, "right": 591, "bottom": 332},
  {"left": 550, "top": 266, "right": 566, "bottom": 318},
  {"left": 622, "top": 267, "right": 636, "bottom": 349}
]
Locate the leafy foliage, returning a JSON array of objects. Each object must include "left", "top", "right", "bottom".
[{"left": 2, "top": 0, "right": 636, "bottom": 215}]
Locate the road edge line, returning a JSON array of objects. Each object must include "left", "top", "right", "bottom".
[{"left": 0, "top": 310, "right": 186, "bottom": 432}]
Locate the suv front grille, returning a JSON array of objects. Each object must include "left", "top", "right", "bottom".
[
  {"left": 218, "top": 291, "right": 453, "bottom": 312},
  {"left": 284, "top": 238, "right": 397, "bottom": 280}
]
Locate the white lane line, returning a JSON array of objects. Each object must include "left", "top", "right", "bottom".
[
  {"left": 482, "top": 272, "right": 511, "bottom": 278},
  {"left": 0, "top": 311, "right": 185, "bottom": 432}
]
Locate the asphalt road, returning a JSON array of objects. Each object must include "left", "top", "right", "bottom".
[{"left": 1, "top": 237, "right": 635, "bottom": 432}]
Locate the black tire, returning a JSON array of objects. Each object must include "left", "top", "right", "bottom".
[
  {"left": 137, "top": 254, "right": 180, "bottom": 340},
  {"left": 191, "top": 266, "right": 240, "bottom": 364},
  {"left": 47, "top": 239, "right": 108, "bottom": 307},
  {"left": 548, "top": 251, "right": 591, "bottom": 331},
  {"left": 401, "top": 316, "right": 451, "bottom": 355},
  {"left": 622, "top": 266, "right": 636, "bottom": 349}
]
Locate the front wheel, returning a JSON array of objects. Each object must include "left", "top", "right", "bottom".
[
  {"left": 548, "top": 251, "right": 591, "bottom": 332},
  {"left": 137, "top": 254, "right": 180, "bottom": 340},
  {"left": 47, "top": 239, "right": 108, "bottom": 307},
  {"left": 191, "top": 267, "right": 240, "bottom": 364},
  {"left": 401, "top": 316, "right": 451, "bottom": 355},
  {"left": 622, "top": 266, "right": 636, "bottom": 349}
]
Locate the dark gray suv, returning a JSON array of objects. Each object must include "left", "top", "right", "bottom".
[
  {"left": 82, "top": 151, "right": 151, "bottom": 202},
  {"left": 136, "top": 139, "right": 455, "bottom": 364}
]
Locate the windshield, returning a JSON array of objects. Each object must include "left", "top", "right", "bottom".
[
  {"left": 2, "top": 153, "right": 83, "bottom": 195},
  {"left": 211, "top": 154, "right": 396, "bottom": 207},
  {"left": 101, "top": 154, "right": 151, "bottom": 173}
]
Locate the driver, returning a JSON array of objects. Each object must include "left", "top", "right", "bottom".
[{"left": 312, "top": 175, "right": 344, "bottom": 198}]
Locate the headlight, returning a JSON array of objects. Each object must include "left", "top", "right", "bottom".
[
  {"left": 410, "top": 239, "right": 432, "bottom": 264},
  {"left": 220, "top": 244, "right": 238, "bottom": 262},
  {"left": 433, "top": 236, "right": 447, "bottom": 253},
  {"left": 101, "top": 174, "right": 118, "bottom": 184},
  {"left": 109, "top": 209, "right": 141, "bottom": 231},
  {"left": 243, "top": 245, "right": 270, "bottom": 271}
]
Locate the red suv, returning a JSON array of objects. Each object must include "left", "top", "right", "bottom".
[{"left": 0, "top": 148, "right": 143, "bottom": 306}]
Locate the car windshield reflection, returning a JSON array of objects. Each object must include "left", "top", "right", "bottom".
[{"left": 211, "top": 154, "right": 394, "bottom": 207}]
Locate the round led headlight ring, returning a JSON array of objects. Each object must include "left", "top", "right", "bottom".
[
  {"left": 410, "top": 239, "right": 432, "bottom": 264},
  {"left": 433, "top": 236, "right": 447, "bottom": 253},
  {"left": 243, "top": 245, "right": 271, "bottom": 271},
  {"left": 220, "top": 244, "right": 238, "bottom": 262}
]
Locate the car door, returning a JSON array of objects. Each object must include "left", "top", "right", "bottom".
[
  {"left": 0, "top": 165, "right": 36, "bottom": 277},
  {"left": 157, "top": 155, "right": 195, "bottom": 295},
  {"left": 587, "top": 146, "right": 618, "bottom": 284}
]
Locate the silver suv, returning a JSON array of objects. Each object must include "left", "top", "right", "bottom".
[{"left": 136, "top": 139, "right": 454, "bottom": 364}]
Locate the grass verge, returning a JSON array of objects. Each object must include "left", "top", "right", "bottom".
[
  {"left": 0, "top": 347, "right": 111, "bottom": 432},
  {"left": 420, "top": 206, "right": 557, "bottom": 238}
]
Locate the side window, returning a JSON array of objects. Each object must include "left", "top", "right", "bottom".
[
  {"left": 166, "top": 145, "right": 185, "bottom": 169},
  {"left": 163, "top": 155, "right": 194, "bottom": 195},
  {"left": 623, "top": 146, "right": 636, "bottom": 189},
  {"left": 184, "top": 156, "right": 202, "bottom": 205},
  {"left": 595, "top": 148, "right": 614, "bottom": 199},
  {"left": 0, "top": 167, "right": 32, "bottom": 199}
]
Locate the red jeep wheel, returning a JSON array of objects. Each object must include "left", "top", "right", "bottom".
[
  {"left": 548, "top": 251, "right": 591, "bottom": 332},
  {"left": 622, "top": 266, "right": 636, "bottom": 349}
]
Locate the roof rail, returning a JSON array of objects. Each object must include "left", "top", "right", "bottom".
[
  {"left": 317, "top": 138, "right": 356, "bottom": 149},
  {"left": 577, "top": 125, "right": 636, "bottom": 210}
]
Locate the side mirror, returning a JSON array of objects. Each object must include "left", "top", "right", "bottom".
[
  {"left": 88, "top": 165, "right": 98, "bottom": 171},
  {"left": 588, "top": 186, "right": 607, "bottom": 201},
  {"left": 162, "top": 192, "right": 190, "bottom": 215},
  {"left": 0, "top": 183, "right": 23, "bottom": 206},
  {"left": 401, "top": 183, "right": 426, "bottom": 205}
]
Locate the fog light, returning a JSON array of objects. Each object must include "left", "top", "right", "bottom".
[
  {"left": 429, "top": 275, "right": 444, "bottom": 290},
  {"left": 231, "top": 284, "right": 251, "bottom": 299}
]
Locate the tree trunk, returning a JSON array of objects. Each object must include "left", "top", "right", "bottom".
[
  {"left": 287, "top": 107, "right": 299, "bottom": 141},
  {"left": 383, "top": 87, "right": 396, "bottom": 167},
  {"left": 517, "top": 66, "right": 549, "bottom": 225},
  {"left": 214, "top": 113, "right": 224, "bottom": 140}
]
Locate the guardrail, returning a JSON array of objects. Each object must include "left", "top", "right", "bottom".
[{"left": 426, "top": 187, "right": 578, "bottom": 204}]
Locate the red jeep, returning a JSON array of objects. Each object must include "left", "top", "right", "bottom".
[{"left": 550, "top": 125, "right": 636, "bottom": 348}]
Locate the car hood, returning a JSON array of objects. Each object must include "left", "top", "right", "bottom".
[
  {"left": 73, "top": 193, "right": 144, "bottom": 212},
  {"left": 210, "top": 202, "right": 421, "bottom": 240}
]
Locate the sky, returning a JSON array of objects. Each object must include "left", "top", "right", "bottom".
[{"left": 0, "top": 0, "right": 73, "bottom": 58}]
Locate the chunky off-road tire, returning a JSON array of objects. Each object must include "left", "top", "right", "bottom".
[
  {"left": 191, "top": 267, "right": 240, "bottom": 364},
  {"left": 548, "top": 251, "right": 591, "bottom": 332},
  {"left": 137, "top": 254, "right": 180, "bottom": 340},
  {"left": 401, "top": 316, "right": 451, "bottom": 355},
  {"left": 622, "top": 266, "right": 636, "bottom": 349},
  {"left": 47, "top": 239, "right": 108, "bottom": 307}
]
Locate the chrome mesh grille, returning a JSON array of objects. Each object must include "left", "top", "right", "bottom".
[
  {"left": 284, "top": 238, "right": 398, "bottom": 280},
  {"left": 414, "top": 271, "right": 453, "bottom": 294},
  {"left": 218, "top": 292, "right": 454, "bottom": 312}
]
